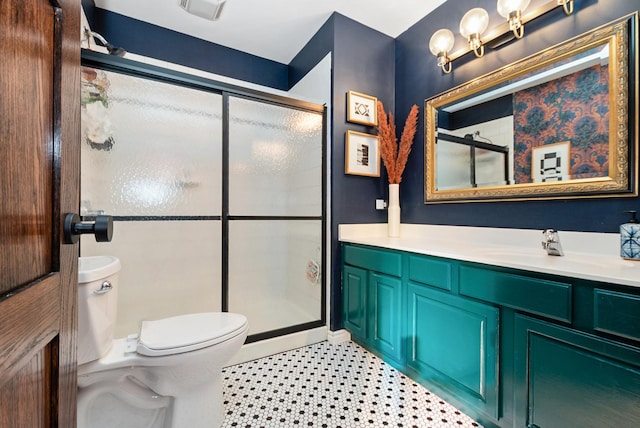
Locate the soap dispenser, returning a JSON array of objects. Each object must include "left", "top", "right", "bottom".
[{"left": 620, "top": 210, "right": 640, "bottom": 260}]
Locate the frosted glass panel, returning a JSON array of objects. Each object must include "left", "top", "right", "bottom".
[
  {"left": 228, "top": 220, "right": 322, "bottom": 335},
  {"left": 80, "top": 221, "right": 222, "bottom": 338},
  {"left": 81, "top": 67, "right": 222, "bottom": 216},
  {"left": 436, "top": 141, "right": 472, "bottom": 190},
  {"left": 476, "top": 149, "right": 507, "bottom": 187},
  {"left": 228, "top": 97, "right": 323, "bottom": 216}
]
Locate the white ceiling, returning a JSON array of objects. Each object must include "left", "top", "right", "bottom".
[{"left": 94, "top": 0, "right": 447, "bottom": 64}]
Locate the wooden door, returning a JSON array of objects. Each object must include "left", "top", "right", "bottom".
[{"left": 1, "top": 0, "right": 80, "bottom": 427}]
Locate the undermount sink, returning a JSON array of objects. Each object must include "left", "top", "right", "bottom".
[{"left": 476, "top": 247, "right": 611, "bottom": 270}]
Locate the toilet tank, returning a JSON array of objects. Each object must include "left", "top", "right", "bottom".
[{"left": 77, "top": 256, "right": 121, "bottom": 365}]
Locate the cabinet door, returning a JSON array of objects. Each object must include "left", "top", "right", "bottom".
[
  {"left": 343, "top": 265, "right": 367, "bottom": 340},
  {"left": 407, "top": 284, "right": 500, "bottom": 419},
  {"left": 514, "top": 315, "right": 640, "bottom": 428},
  {"left": 369, "top": 272, "right": 403, "bottom": 362}
]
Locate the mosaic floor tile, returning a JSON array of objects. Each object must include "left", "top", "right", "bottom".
[{"left": 222, "top": 341, "right": 483, "bottom": 428}]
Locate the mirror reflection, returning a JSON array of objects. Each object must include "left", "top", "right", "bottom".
[{"left": 425, "top": 16, "right": 635, "bottom": 202}]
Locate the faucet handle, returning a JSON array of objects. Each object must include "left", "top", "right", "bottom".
[
  {"left": 542, "top": 229, "right": 564, "bottom": 256},
  {"left": 542, "top": 228, "right": 558, "bottom": 241}
]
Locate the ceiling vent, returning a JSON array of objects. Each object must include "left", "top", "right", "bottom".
[{"left": 179, "top": 0, "right": 226, "bottom": 21}]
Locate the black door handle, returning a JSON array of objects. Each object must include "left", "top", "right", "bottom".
[{"left": 63, "top": 213, "right": 113, "bottom": 244}]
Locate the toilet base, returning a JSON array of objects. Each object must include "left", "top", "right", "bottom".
[
  {"left": 78, "top": 375, "right": 171, "bottom": 428},
  {"left": 169, "top": 374, "right": 223, "bottom": 427},
  {"left": 78, "top": 372, "right": 224, "bottom": 428}
]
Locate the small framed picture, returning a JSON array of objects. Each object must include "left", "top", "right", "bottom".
[
  {"left": 345, "top": 130, "right": 380, "bottom": 177},
  {"left": 532, "top": 141, "right": 570, "bottom": 183},
  {"left": 347, "top": 91, "right": 378, "bottom": 126}
]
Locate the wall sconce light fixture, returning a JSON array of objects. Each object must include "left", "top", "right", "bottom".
[
  {"left": 429, "top": 0, "right": 574, "bottom": 73},
  {"left": 497, "top": 0, "right": 530, "bottom": 39},
  {"left": 459, "top": 8, "right": 489, "bottom": 57},
  {"left": 429, "top": 29, "right": 455, "bottom": 73}
]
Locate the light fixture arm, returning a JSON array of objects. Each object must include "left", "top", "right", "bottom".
[
  {"left": 428, "top": 0, "right": 576, "bottom": 73},
  {"left": 560, "top": 0, "right": 573, "bottom": 15},
  {"left": 468, "top": 34, "right": 485, "bottom": 58},
  {"left": 508, "top": 10, "right": 525, "bottom": 39},
  {"left": 437, "top": 52, "right": 452, "bottom": 73}
]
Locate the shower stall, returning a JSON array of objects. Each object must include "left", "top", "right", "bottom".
[{"left": 79, "top": 52, "right": 326, "bottom": 343}]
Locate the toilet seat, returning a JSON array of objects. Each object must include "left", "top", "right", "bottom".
[{"left": 137, "top": 312, "right": 248, "bottom": 357}]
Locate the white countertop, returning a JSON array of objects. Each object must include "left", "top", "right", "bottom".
[{"left": 339, "top": 224, "right": 640, "bottom": 289}]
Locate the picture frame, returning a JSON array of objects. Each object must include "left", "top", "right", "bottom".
[
  {"left": 345, "top": 130, "right": 380, "bottom": 177},
  {"left": 347, "top": 91, "right": 378, "bottom": 126},
  {"left": 532, "top": 141, "right": 570, "bottom": 183}
]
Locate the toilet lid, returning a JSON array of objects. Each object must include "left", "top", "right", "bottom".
[{"left": 137, "top": 312, "right": 248, "bottom": 357}]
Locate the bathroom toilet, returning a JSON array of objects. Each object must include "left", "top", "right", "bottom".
[{"left": 77, "top": 255, "right": 248, "bottom": 428}]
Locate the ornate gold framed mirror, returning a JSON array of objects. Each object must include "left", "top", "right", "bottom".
[{"left": 425, "top": 14, "right": 638, "bottom": 203}]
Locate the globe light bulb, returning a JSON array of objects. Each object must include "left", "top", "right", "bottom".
[
  {"left": 429, "top": 29, "right": 455, "bottom": 56},
  {"left": 459, "top": 8, "right": 489, "bottom": 57}
]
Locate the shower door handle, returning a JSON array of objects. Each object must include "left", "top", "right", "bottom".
[{"left": 63, "top": 213, "right": 113, "bottom": 244}]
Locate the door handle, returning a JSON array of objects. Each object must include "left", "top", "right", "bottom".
[{"left": 63, "top": 213, "right": 113, "bottom": 244}]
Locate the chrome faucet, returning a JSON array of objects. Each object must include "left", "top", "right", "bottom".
[{"left": 542, "top": 229, "right": 564, "bottom": 256}]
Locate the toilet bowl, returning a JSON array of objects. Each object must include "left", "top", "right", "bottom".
[{"left": 77, "top": 256, "right": 248, "bottom": 428}]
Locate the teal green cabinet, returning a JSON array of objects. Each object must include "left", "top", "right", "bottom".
[
  {"left": 514, "top": 314, "right": 640, "bottom": 428},
  {"left": 459, "top": 265, "right": 572, "bottom": 323},
  {"left": 342, "top": 246, "right": 403, "bottom": 363},
  {"left": 593, "top": 288, "right": 640, "bottom": 341},
  {"left": 343, "top": 265, "right": 367, "bottom": 341},
  {"left": 341, "top": 243, "right": 640, "bottom": 428},
  {"left": 369, "top": 272, "right": 402, "bottom": 362},
  {"left": 407, "top": 283, "right": 500, "bottom": 419}
]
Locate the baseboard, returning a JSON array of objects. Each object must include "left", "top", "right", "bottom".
[
  {"left": 327, "top": 329, "right": 351, "bottom": 345},
  {"left": 226, "top": 326, "right": 328, "bottom": 366}
]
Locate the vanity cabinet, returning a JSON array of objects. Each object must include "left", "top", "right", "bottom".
[
  {"left": 341, "top": 243, "right": 640, "bottom": 428},
  {"left": 514, "top": 314, "right": 640, "bottom": 428},
  {"left": 342, "top": 245, "right": 403, "bottom": 363},
  {"left": 407, "top": 283, "right": 500, "bottom": 419}
]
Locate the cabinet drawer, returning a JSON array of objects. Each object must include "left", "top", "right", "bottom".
[
  {"left": 408, "top": 255, "right": 453, "bottom": 291},
  {"left": 594, "top": 289, "right": 640, "bottom": 342},
  {"left": 459, "top": 265, "right": 572, "bottom": 322},
  {"left": 343, "top": 245, "right": 402, "bottom": 277}
]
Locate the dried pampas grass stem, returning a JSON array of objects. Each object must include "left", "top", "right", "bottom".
[{"left": 377, "top": 101, "right": 419, "bottom": 184}]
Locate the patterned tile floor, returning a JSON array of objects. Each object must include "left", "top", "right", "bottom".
[{"left": 221, "top": 341, "right": 483, "bottom": 428}]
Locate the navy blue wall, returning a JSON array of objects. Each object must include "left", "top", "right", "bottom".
[
  {"left": 328, "top": 14, "right": 396, "bottom": 330},
  {"left": 82, "top": 0, "right": 289, "bottom": 89},
  {"left": 395, "top": 0, "right": 639, "bottom": 233}
]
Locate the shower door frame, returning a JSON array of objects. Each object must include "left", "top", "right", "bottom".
[{"left": 80, "top": 50, "right": 327, "bottom": 344}]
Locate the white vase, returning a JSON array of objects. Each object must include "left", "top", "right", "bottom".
[{"left": 388, "top": 183, "right": 400, "bottom": 237}]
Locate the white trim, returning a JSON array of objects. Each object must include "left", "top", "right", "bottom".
[
  {"left": 226, "top": 326, "right": 328, "bottom": 366},
  {"left": 327, "top": 329, "right": 351, "bottom": 345}
]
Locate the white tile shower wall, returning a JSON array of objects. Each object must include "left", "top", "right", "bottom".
[
  {"left": 228, "top": 220, "right": 322, "bottom": 334},
  {"left": 437, "top": 116, "right": 514, "bottom": 187},
  {"left": 288, "top": 54, "right": 332, "bottom": 330},
  {"left": 285, "top": 221, "right": 322, "bottom": 316},
  {"left": 228, "top": 221, "right": 289, "bottom": 301},
  {"left": 81, "top": 221, "right": 222, "bottom": 337},
  {"left": 228, "top": 106, "right": 322, "bottom": 217},
  {"left": 288, "top": 149, "right": 323, "bottom": 214}
]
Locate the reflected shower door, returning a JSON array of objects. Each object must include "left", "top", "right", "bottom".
[{"left": 227, "top": 95, "right": 325, "bottom": 338}]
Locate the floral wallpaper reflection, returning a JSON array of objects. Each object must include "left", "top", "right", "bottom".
[{"left": 513, "top": 64, "right": 609, "bottom": 184}]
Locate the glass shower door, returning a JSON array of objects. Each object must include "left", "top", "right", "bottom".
[
  {"left": 80, "top": 66, "right": 223, "bottom": 337},
  {"left": 227, "top": 95, "right": 325, "bottom": 338}
]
